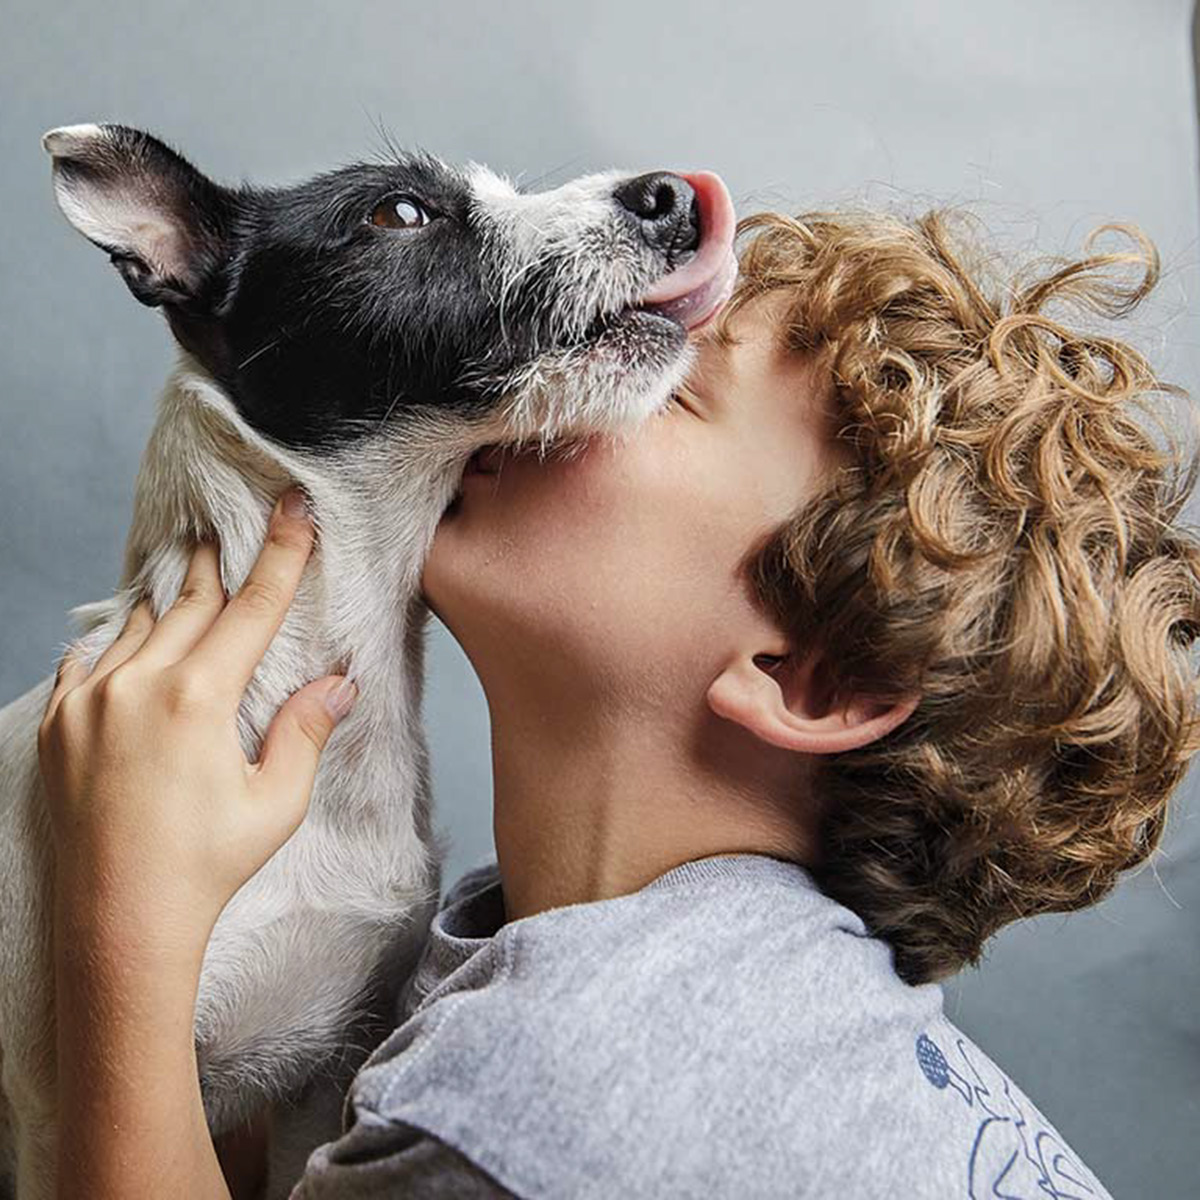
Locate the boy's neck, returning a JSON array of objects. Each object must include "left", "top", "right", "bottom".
[{"left": 486, "top": 692, "right": 821, "bottom": 924}]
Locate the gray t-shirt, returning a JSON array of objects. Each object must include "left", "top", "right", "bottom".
[{"left": 292, "top": 852, "right": 1112, "bottom": 1198}]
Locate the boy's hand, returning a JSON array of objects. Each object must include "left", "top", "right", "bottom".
[{"left": 37, "top": 487, "right": 357, "bottom": 958}]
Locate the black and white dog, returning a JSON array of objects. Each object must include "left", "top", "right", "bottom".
[{"left": 0, "top": 123, "right": 736, "bottom": 1198}]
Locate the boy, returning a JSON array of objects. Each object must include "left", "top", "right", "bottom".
[{"left": 40, "top": 205, "right": 1198, "bottom": 1197}]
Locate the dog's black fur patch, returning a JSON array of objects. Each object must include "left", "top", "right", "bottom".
[{"left": 175, "top": 156, "right": 506, "bottom": 448}]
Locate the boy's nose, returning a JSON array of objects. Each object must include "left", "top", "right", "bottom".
[{"left": 612, "top": 172, "right": 700, "bottom": 263}]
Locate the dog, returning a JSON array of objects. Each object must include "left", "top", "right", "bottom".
[{"left": 0, "top": 122, "right": 737, "bottom": 1198}]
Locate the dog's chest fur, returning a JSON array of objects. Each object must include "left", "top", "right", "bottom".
[{"left": 0, "top": 359, "right": 477, "bottom": 1138}]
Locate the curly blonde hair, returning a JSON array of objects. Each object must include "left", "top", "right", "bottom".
[{"left": 718, "top": 205, "right": 1200, "bottom": 985}]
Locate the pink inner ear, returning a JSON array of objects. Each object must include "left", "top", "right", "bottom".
[
  {"left": 54, "top": 170, "right": 191, "bottom": 280},
  {"left": 50, "top": 147, "right": 195, "bottom": 288}
]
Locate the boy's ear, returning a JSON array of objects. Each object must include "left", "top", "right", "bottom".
[
  {"left": 706, "top": 645, "right": 920, "bottom": 756},
  {"left": 42, "top": 122, "right": 236, "bottom": 311}
]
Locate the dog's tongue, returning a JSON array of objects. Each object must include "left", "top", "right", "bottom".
[
  {"left": 643, "top": 251, "right": 738, "bottom": 330},
  {"left": 640, "top": 171, "right": 738, "bottom": 331}
]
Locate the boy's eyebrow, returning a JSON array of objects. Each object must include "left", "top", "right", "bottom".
[
  {"left": 689, "top": 329, "right": 732, "bottom": 398},
  {"left": 701, "top": 326, "right": 733, "bottom": 360}
]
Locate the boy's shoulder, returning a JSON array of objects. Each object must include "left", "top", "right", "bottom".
[{"left": 355, "top": 853, "right": 1113, "bottom": 1198}]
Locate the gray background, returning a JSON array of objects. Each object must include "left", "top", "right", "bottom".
[{"left": 2, "top": 1, "right": 1197, "bottom": 1194}]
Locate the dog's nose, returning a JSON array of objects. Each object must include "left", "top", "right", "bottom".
[{"left": 612, "top": 172, "right": 700, "bottom": 263}]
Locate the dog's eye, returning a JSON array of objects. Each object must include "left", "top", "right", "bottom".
[{"left": 369, "top": 194, "right": 433, "bottom": 230}]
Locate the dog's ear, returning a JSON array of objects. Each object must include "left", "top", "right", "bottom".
[{"left": 42, "top": 123, "right": 236, "bottom": 312}]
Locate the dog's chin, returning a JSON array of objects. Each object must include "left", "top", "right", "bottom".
[{"left": 579, "top": 305, "right": 689, "bottom": 363}]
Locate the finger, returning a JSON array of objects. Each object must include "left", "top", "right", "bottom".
[
  {"left": 135, "top": 541, "right": 227, "bottom": 668},
  {"left": 44, "top": 643, "right": 92, "bottom": 723},
  {"left": 189, "top": 490, "right": 314, "bottom": 699},
  {"left": 88, "top": 599, "right": 156, "bottom": 682},
  {"left": 251, "top": 676, "right": 356, "bottom": 817}
]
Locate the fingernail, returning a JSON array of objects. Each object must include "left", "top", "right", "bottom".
[
  {"left": 326, "top": 677, "right": 359, "bottom": 722},
  {"left": 281, "top": 487, "right": 310, "bottom": 520}
]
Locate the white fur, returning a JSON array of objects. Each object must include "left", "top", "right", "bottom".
[{"left": 39, "top": 124, "right": 104, "bottom": 156}]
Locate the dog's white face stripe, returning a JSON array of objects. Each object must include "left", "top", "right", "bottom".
[
  {"left": 467, "top": 162, "right": 663, "bottom": 345},
  {"left": 467, "top": 163, "right": 627, "bottom": 271}
]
